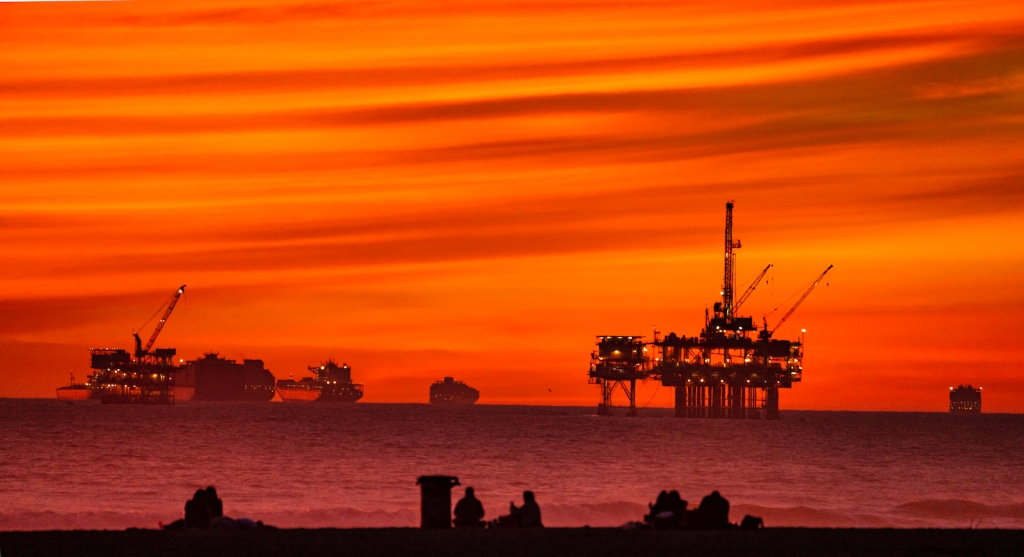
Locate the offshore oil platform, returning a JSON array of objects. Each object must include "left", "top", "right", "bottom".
[
  {"left": 83, "top": 285, "right": 188, "bottom": 403},
  {"left": 589, "top": 202, "right": 831, "bottom": 420}
]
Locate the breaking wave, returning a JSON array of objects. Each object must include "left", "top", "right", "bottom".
[
  {"left": 0, "top": 503, "right": 647, "bottom": 531},
  {"left": 0, "top": 508, "right": 417, "bottom": 531},
  {"left": 894, "top": 499, "right": 1024, "bottom": 523},
  {"left": 730, "top": 504, "right": 893, "bottom": 528}
]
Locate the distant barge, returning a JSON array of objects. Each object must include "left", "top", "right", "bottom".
[{"left": 430, "top": 377, "right": 479, "bottom": 405}]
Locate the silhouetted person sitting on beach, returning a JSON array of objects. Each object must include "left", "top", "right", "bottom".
[
  {"left": 645, "top": 490, "right": 687, "bottom": 529},
  {"left": 184, "top": 489, "right": 211, "bottom": 529},
  {"left": 647, "top": 491, "right": 669, "bottom": 516},
  {"left": 667, "top": 491, "right": 688, "bottom": 528},
  {"left": 453, "top": 487, "right": 486, "bottom": 528},
  {"left": 205, "top": 486, "right": 223, "bottom": 519},
  {"left": 646, "top": 491, "right": 669, "bottom": 528},
  {"left": 694, "top": 491, "right": 730, "bottom": 530},
  {"left": 510, "top": 491, "right": 543, "bottom": 528}
]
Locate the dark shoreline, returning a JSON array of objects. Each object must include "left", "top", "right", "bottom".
[{"left": 2, "top": 528, "right": 1023, "bottom": 557}]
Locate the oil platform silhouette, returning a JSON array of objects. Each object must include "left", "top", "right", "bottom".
[
  {"left": 589, "top": 202, "right": 831, "bottom": 419},
  {"left": 88, "top": 285, "right": 186, "bottom": 404}
]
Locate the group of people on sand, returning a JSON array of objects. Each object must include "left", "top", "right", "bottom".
[
  {"left": 452, "top": 487, "right": 543, "bottom": 528},
  {"left": 164, "top": 484, "right": 760, "bottom": 531},
  {"left": 641, "top": 490, "right": 762, "bottom": 531},
  {"left": 164, "top": 486, "right": 267, "bottom": 530}
]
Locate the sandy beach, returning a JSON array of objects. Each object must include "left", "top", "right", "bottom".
[{"left": 2, "top": 528, "right": 1022, "bottom": 557}]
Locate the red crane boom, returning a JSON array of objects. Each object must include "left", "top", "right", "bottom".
[
  {"left": 134, "top": 285, "right": 186, "bottom": 358},
  {"left": 734, "top": 263, "right": 772, "bottom": 313},
  {"left": 763, "top": 266, "right": 831, "bottom": 338}
]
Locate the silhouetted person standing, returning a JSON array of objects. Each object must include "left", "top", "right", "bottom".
[
  {"left": 453, "top": 487, "right": 486, "bottom": 528},
  {"left": 184, "top": 489, "right": 211, "bottom": 529},
  {"left": 510, "top": 491, "right": 543, "bottom": 528},
  {"left": 205, "top": 486, "right": 223, "bottom": 519}
]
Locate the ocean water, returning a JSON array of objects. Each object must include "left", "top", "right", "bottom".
[{"left": 0, "top": 400, "right": 1021, "bottom": 531}]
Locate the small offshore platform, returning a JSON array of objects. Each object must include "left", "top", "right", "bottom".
[
  {"left": 950, "top": 385, "right": 982, "bottom": 413},
  {"left": 87, "top": 285, "right": 187, "bottom": 404},
  {"left": 589, "top": 202, "right": 831, "bottom": 420}
]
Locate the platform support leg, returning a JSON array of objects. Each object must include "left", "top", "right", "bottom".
[
  {"left": 598, "top": 379, "right": 613, "bottom": 416},
  {"left": 626, "top": 379, "right": 637, "bottom": 416},
  {"left": 766, "top": 387, "right": 780, "bottom": 420},
  {"left": 674, "top": 386, "right": 687, "bottom": 417}
]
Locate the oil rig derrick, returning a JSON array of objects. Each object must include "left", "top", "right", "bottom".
[{"left": 589, "top": 202, "right": 831, "bottom": 419}]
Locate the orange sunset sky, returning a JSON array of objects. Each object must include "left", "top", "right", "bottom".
[{"left": 1, "top": 0, "right": 1022, "bottom": 411}]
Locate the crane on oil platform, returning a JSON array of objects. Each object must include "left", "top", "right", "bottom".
[
  {"left": 760, "top": 266, "right": 831, "bottom": 339},
  {"left": 734, "top": 263, "right": 772, "bottom": 313},
  {"left": 134, "top": 285, "right": 186, "bottom": 359}
]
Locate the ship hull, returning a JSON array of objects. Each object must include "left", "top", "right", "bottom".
[
  {"left": 430, "top": 398, "right": 478, "bottom": 406},
  {"left": 315, "top": 390, "right": 363, "bottom": 403},
  {"left": 238, "top": 385, "right": 276, "bottom": 402},
  {"left": 56, "top": 387, "right": 94, "bottom": 401},
  {"left": 174, "top": 386, "right": 195, "bottom": 402},
  {"left": 277, "top": 382, "right": 363, "bottom": 403},
  {"left": 277, "top": 387, "right": 320, "bottom": 402}
]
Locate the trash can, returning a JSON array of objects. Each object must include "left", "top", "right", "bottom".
[{"left": 416, "top": 475, "right": 460, "bottom": 529}]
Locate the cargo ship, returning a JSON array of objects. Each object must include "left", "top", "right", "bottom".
[
  {"left": 184, "top": 353, "right": 276, "bottom": 402},
  {"left": 429, "top": 377, "right": 479, "bottom": 405},
  {"left": 950, "top": 385, "right": 981, "bottom": 413},
  {"left": 55, "top": 373, "right": 98, "bottom": 401},
  {"left": 276, "top": 360, "right": 363, "bottom": 403}
]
